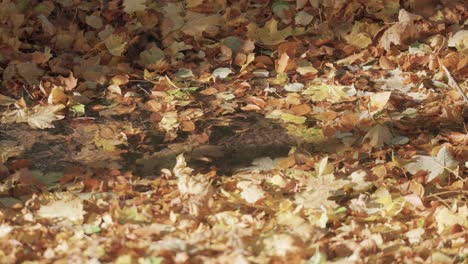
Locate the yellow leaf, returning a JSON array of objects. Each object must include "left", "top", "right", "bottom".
[
  {"left": 280, "top": 113, "right": 306, "bottom": 124},
  {"left": 370, "top": 91, "right": 392, "bottom": 112},
  {"left": 47, "top": 86, "right": 67, "bottom": 104},
  {"left": 105, "top": 34, "right": 127, "bottom": 56},
  {"left": 256, "top": 19, "right": 296, "bottom": 46},
  {"left": 276, "top": 52, "right": 289, "bottom": 74},
  {"left": 123, "top": 0, "right": 146, "bottom": 14}
]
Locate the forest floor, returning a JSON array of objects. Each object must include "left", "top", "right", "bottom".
[{"left": 0, "top": 1, "right": 467, "bottom": 263}]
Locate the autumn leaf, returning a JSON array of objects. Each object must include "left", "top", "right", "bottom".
[
  {"left": 212, "top": 67, "right": 232, "bottom": 80},
  {"left": 17, "top": 62, "right": 44, "bottom": 86},
  {"left": 182, "top": 11, "right": 222, "bottom": 38},
  {"left": 1, "top": 104, "right": 65, "bottom": 129},
  {"left": 369, "top": 91, "right": 391, "bottom": 112},
  {"left": 105, "top": 34, "right": 127, "bottom": 57},
  {"left": 0, "top": 94, "right": 16, "bottom": 106},
  {"left": 0, "top": 1, "right": 466, "bottom": 262},
  {"left": 38, "top": 194, "right": 85, "bottom": 222},
  {"left": 123, "top": 0, "right": 146, "bottom": 14},
  {"left": 403, "top": 146, "right": 459, "bottom": 183},
  {"left": 448, "top": 30, "right": 468, "bottom": 56},
  {"left": 303, "top": 84, "right": 352, "bottom": 103},
  {"left": 433, "top": 205, "right": 468, "bottom": 234},
  {"left": 27, "top": 104, "right": 65, "bottom": 129},
  {"left": 363, "top": 124, "right": 393, "bottom": 149},
  {"left": 237, "top": 181, "right": 266, "bottom": 204},
  {"left": 254, "top": 19, "right": 303, "bottom": 46},
  {"left": 378, "top": 9, "right": 421, "bottom": 51},
  {"left": 343, "top": 22, "right": 374, "bottom": 49}
]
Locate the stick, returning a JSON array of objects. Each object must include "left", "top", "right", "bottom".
[{"left": 438, "top": 60, "right": 468, "bottom": 103}]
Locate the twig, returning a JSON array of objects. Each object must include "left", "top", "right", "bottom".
[
  {"left": 22, "top": 85, "right": 34, "bottom": 100},
  {"left": 426, "top": 189, "right": 468, "bottom": 199},
  {"left": 438, "top": 59, "right": 468, "bottom": 103}
]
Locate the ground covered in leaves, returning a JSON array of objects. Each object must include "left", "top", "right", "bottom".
[{"left": 0, "top": 0, "right": 467, "bottom": 263}]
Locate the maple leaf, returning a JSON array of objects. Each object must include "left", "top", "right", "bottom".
[
  {"left": 123, "top": 0, "right": 146, "bottom": 14},
  {"left": 363, "top": 124, "right": 393, "bottom": 149},
  {"left": 104, "top": 34, "right": 127, "bottom": 56},
  {"left": 27, "top": 104, "right": 65, "bottom": 129},
  {"left": 254, "top": 19, "right": 303, "bottom": 46},
  {"left": 2, "top": 104, "right": 65, "bottom": 129},
  {"left": 403, "top": 146, "right": 459, "bottom": 183},
  {"left": 303, "top": 84, "right": 353, "bottom": 103},
  {"left": 182, "top": 11, "right": 222, "bottom": 38},
  {"left": 159, "top": 111, "right": 179, "bottom": 132},
  {"left": 160, "top": 3, "right": 185, "bottom": 37},
  {"left": 295, "top": 174, "right": 348, "bottom": 210},
  {"left": 47, "top": 86, "right": 67, "bottom": 104},
  {"left": 433, "top": 205, "right": 468, "bottom": 234},
  {"left": 93, "top": 126, "right": 127, "bottom": 151},
  {"left": 375, "top": 68, "right": 413, "bottom": 92}
]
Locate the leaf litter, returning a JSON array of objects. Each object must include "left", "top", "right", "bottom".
[{"left": 0, "top": 1, "right": 467, "bottom": 263}]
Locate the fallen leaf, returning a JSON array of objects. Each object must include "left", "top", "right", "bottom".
[
  {"left": 212, "top": 67, "right": 232, "bottom": 80},
  {"left": 403, "top": 146, "right": 459, "bottom": 183},
  {"left": 105, "top": 34, "right": 127, "bottom": 56},
  {"left": 38, "top": 194, "right": 84, "bottom": 222},
  {"left": 123, "top": 0, "right": 146, "bottom": 14},
  {"left": 363, "top": 124, "right": 393, "bottom": 149},
  {"left": 17, "top": 62, "right": 44, "bottom": 86},
  {"left": 26, "top": 104, "right": 65, "bottom": 129},
  {"left": 237, "top": 181, "right": 266, "bottom": 204}
]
